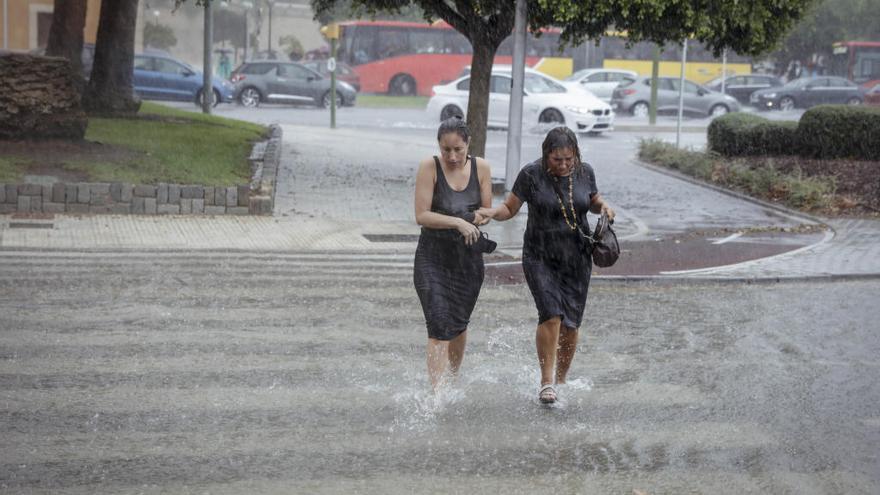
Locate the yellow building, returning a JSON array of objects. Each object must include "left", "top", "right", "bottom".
[{"left": 1, "top": 0, "right": 102, "bottom": 52}]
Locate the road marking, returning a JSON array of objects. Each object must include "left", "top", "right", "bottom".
[
  {"left": 660, "top": 227, "right": 835, "bottom": 276},
  {"left": 712, "top": 232, "right": 743, "bottom": 245}
]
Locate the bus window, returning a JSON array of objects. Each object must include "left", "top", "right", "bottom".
[
  {"left": 411, "top": 29, "right": 446, "bottom": 54},
  {"left": 444, "top": 31, "right": 471, "bottom": 54},
  {"left": 377, "top": 28, "right": 408, "bottom": 59},
  {"left": 351, "top": 25, "right": 377, "bottom": 64}
]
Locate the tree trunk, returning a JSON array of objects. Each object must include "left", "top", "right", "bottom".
[
  {"left": 83, "top": 0, "right": 140, "bottom": 115},
  {"left": 46, "top": 0, "right": 87, "bottom": 75},
  {"left": 465, "top": 34, "right": 498, "bottom": 159}
]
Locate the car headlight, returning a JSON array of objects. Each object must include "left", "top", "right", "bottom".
[
  {"left": 564, "top": 106, "right": 591, "bottom": 115},
  {"left": 338, "top": 81, "right": 355, "bottom": 92}
]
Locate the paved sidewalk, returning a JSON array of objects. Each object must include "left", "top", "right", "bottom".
[{"left": 2, "top": 120, "right": 878, "bottom": 280}]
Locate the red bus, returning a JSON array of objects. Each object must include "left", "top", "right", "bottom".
[
  {"left": 830, "top": 41, "right": 880, "bottom": 88},
  {"left": 331, "top": 20, "right": 575, "bottom": 96}
]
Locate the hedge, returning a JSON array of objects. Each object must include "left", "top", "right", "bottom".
[
  {"left": 707, "top": 113, "right": 798, "bottom": 157},
  {"left": 797, "top": 105, "right": 880, "bottom": 160}
]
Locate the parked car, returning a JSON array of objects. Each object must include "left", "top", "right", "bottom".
[
  {"left": 749, "top": 76, "right": 864, "bottom": 111},
  {"left": 563, "top": 68, "right": 638, "bottom": 102},
  {"left": 865, "top": 83, "right": 880, "bottom": 106},
  {"left": 426, "top": 68, "right": 614, "bottom": 134},
  {"left": 230, "top": 61, "right": 357, "bottom": 108},
  {"left": 704, "top": 74, "right": 784, "bottom": 105},
  {"left": 611, "top": 76, "right": 740, "bottom": 117},
  {"left": 301, "top": 60, "right": 361, "bottom": 92},
  {"left": 133, "top": 53, "right": 235, "bottom": 107}
]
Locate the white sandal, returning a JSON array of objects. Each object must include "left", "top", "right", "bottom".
[{"left": 539, "top": 384, "right": 557, "bottom": 404}]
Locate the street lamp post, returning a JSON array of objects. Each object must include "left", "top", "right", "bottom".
[{"left": 267, "top": 1, "right": 274, "bottom": 56}]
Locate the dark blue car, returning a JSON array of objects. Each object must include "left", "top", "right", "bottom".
[
  {"left": 133, "top": 53, "right": 235, "bottom": 107},
  {"left": 750, "top": 76, "right": 864, "bottom": 111}
]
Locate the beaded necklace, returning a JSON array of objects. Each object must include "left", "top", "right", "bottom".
[{"left": 552, "top": 173, "right": 578, "bottom": 231}]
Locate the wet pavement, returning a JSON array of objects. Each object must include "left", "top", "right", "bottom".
[
  {"left": 2, "top": 105, "right": 880, "bottom": 493},
  {"left": 1, "top": 251, "right": 878, "bottom": 494}
]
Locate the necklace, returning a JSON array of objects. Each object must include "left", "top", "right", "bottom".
[{"left": 553, "top": 174, "right": 578, "bottom": 231}]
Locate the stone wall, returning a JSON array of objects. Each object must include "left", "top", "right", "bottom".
[
  {"left": 0, "top": 125, "right": 281, "bottom": 216},
  {"left": 0, "top": 53, "right": 87, "bottom": 140}
]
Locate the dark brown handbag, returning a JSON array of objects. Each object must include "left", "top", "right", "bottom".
[{"left": 578, "top": 212, "right": 620, "bottom": 267}]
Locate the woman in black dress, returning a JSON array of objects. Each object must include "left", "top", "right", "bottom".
[
  {"left": 414, "top": 118, "right": 493, "bottom": 391},
  {"left": 479, "top": 127, "right": 615, "bottom": 404}
]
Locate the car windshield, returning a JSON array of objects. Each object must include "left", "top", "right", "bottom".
[{"left": 564, "top": 69, "right": 593, "bottom": 81}]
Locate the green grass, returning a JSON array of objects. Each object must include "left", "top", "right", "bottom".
[
  {"left": 357, "top": 94, "right": 429, "bottom": 108},
  {"left": 0, "top": 102, "right": 267, "bottom": 186},
  {"left": 0, "top": 156, "right": 28, "bottom": 182},
  {"left": 84, "top": 103, "right": 266, "bottom": 185}
]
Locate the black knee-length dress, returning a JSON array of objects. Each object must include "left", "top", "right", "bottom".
[
  {"left": 414, "top": 156, "right": 484, "bottom": 341},
  {"left": 511, "top": 159, "right": 598, "bottom": 329}
]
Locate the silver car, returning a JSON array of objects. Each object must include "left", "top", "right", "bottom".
[
  {"left": 230, "top": 61, "right": 357, "bottom": 108},
  {"left": 611, "top": 76, "right": 740, "bottom": 117},
  {"left": 564, "top": 68, "right": 638, "bottom": 102}
]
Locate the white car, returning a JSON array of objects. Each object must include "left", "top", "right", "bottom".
[
  {"left": 426, "top": 68, "right": 614, "bottom": 134},
  {"left": 563, "top": 68, "right": 638, "bottom": 103}
]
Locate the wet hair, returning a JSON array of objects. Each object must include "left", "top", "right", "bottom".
[
  {"left": 541, "top": 126, "right": 583, "bottom": 174},
  {"left": 437, "top": 117, "right": 470, "bottom": 143}
]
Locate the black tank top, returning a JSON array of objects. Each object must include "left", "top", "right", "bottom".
[{"left": 430, "top": 155, "right": 480, "bottom": 217}]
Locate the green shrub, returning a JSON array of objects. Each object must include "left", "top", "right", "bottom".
[
  {"left": 707, "top": 112, "right": 798, "bottom": 157},
  {"left": 639, "top": 140, "right": 834, "bottom": 211},
  {"left": 797, "top": 105, "right": 880, "bottom": 160}
]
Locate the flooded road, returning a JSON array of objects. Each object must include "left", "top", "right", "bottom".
[{"left": 1, "top": 251, "right": 878, "bottom": 494}]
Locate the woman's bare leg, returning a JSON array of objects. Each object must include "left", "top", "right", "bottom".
[
  {"left": 447, "top": 330, "right": 467, "bottom": 376},
  {"left": 536, "top": 317, "right": 562, "bottom": 386},
  {"left": 426, "top": 338, "right": 449, "bottom": 391},
  {"left": 427, "top": 330, "right": 467, "bottom": 391},
  {"left": 555, "top": 326, "right": 579, "bottom": 384}
]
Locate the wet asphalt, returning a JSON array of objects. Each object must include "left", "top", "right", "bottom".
[{"left": 1, "top": 251, "right": 878, "bottom": 494}]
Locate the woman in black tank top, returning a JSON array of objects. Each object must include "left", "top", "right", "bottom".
[{"left": 413, "top": 118, "right": 494, "bottom": 392}]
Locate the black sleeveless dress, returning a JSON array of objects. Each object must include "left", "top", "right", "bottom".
[
  {"left": 511, "top": 159, "right": 598, "bottom": 329},
  {"left": 414, "top": 156, "right": 484, "bottom": 341}
]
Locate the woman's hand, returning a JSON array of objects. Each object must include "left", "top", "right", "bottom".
[
  {"left": 456, "top": 218, "right": 480, "bottom": 245},
  {"left": 475, "top": 207, "right": 496, "bottom": 219},
  {"left": 472, "top": 211, "right": 491, "bottom": 226},
  {"left": 601, "top": 203, "right": 616, "bottom": 222}
]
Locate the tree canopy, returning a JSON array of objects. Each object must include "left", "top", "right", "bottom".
[{"left": 771, "top": 0, "right": 880, "bottom": 70}]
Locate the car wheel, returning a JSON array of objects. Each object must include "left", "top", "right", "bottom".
[
  {"left": 779, "top": 96, "right": 795, "bottom": 111},
  {"left": 631, "top": 101, "right": 649, "bottom": 117},
  {"left": 321, "top": 91, "right": 343, "bottom": 109},
  {"left": 709, "top": 104, "right": 729, "bottom": 117},
  {"left": 440, "top": 105, "right": 464, "bottom": 121},
  {"left": 389, "top": 74, "right": 416, "bottom": 96},
  {"left": 846, "top": 97, "right": 862, "bottom": 105},
  {"left": 539, "top": 108, "right": 565, "bottom": 124},
  {"left": 195, "top": 88, "right": 221, "bottom": 108},
  {"left": 239, "top": 87, "right": 261, "bottom": 108}
]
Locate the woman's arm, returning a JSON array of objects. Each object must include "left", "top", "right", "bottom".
[
  {"left": 476, "top": 193, "right": 522, "bottom": 222},
  {"left": 589, "top": 193, "right": 616, "bottom": 221},
  {"left": 414, "top": 158, "right": 480, "bottom": 243},
  {"left": 472, "top": 157, "right": 494, "bottom": 225}
]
